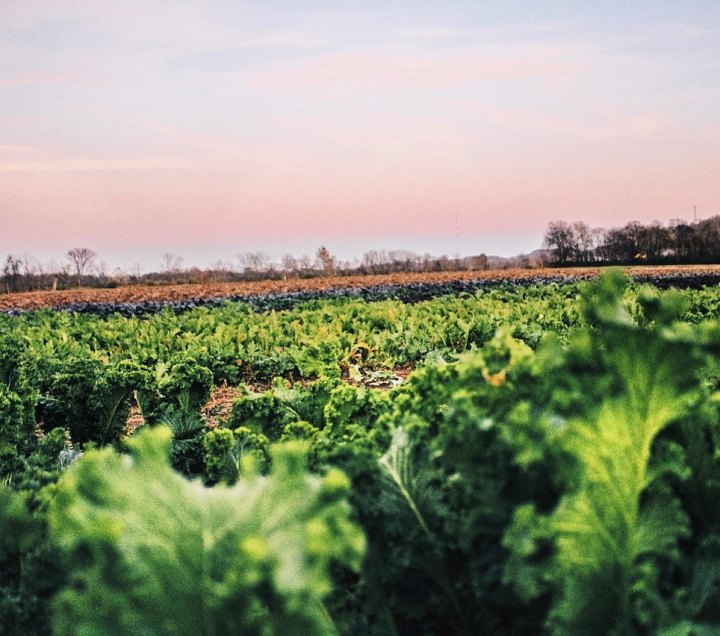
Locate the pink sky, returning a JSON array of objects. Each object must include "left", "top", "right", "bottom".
[{"left": 1, "top": 1, "right": 719, "bottom": 270}]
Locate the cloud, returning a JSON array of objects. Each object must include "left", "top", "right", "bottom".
[
  {"left": 614, "top": 21, "right": 720, "bottom": 49},
  {"left": 233, "top": 33, "right": 331, "bottom": 49},
  {"left": 474, "top": 105, "right": 676, "bottom": 141},
  {"left": 117, "top": 117, "right": 314, "bottom": 168},
  {"left": 251, "top": 46, "right": 585, "bottom": 90},
  {"left": 0, "top": 72, "right": 74, "bottom": 86},
  {"left": 395, "top": 27, "right": 472, "bottom": 39},
  {"left": 0, "top": 118, "right": 303, "bottom": 173},
  {"left": 0, "top": 145, "right": 36, "bottom": 154},
  {"left": 0, "top": 157, "right": 200, "bottom": 173}
]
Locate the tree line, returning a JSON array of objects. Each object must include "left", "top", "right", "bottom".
[
  {"left": 2, "top": 246, "right": 495, "bottom": 293},
  {"left": 8, "top": 215, "right": 718, "bottom": 295},
  {"left": 3, "top": 248, "right": 105, "bottom": 294},
  {"left": 543, "top": 215, "right": 720, "bottom": 266}
]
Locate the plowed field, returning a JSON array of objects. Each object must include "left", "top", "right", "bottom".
[{"left": 2, "top": 265, "right": 720, "bottom": 312}]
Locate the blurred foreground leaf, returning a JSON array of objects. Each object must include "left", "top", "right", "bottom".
[{"left": 49, "top": 426, "right": 364, "bottom": 636}]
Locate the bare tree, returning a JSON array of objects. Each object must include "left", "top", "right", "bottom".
[
  {"left": 35, "top": 259, "right": 50, "bottom": 290},
  {"left": 420, "top": 253, "right": 434, "bottom": 272},
  {"left": 281, "top": 254, "right": 298, "bottom": 279},
  {"left": 20, "top": 254, "right": 39, "bottom": 287},
  {"left": 44, "top": 259, "right": 62, "bottom": 290},
  {"left": 388, "top": 249, "right": 419, "bottom": 272},
  {"left": 570, "top": 222, "right": 595, "bottom": 263},
  {"left": 315, "top": 246, "right": 335, "bottom": 277},
  {"left": 637, "top": 221, "right": 670, "bottom": 262},
  {"left": 160, "top": 253, "right": 184, "bottom": 276},
  {"left": 297, "top": 254, "right": 312, "bottom": 275},
  {"left": 466, "top": 254, "right": 488, "bottom": 270},
  {"left": 209, "top": 259, "right": 235, "bottom": 272},
  {"left": 66, "top": 248, "right": 97, "bottom": 288},
  {"left": 436, "top": 254, "right": 453, "bottom": 271},
  {"left": 362, "top": 250, "right": 383, "bottom": 274},
  {"left": 237, "top": 251, "right": 270, "bottom": 274},
  {"left": 591, "top": 227, "right": 606, "bottom": 260},
  {"left": 3, "top": 255, "right": 21, "bottom": 293},
  {"left": 128, "top": 263, "right": 144, "bottom": 285},
  {"left": 96, "top": 260, "right": 109, "bottom": 281}
]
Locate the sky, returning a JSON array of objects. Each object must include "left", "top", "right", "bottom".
[{"left": 1, "top": 1, "right": 719, "bottom": 271}]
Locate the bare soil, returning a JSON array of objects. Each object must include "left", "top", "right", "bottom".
[
  {"left": 201, "top": 384, "right": 244, "bottom": 428},
  {"left": 3, "top": 265, "right": 720, "bottom": 312}
]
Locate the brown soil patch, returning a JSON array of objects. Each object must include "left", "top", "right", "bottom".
[
  {"left": 123, "top": 385, "right": 244, "bottom": 436},
  {"left": 125, "top": 404, "right": 145, "bottom": 436},
  {"left": 392, "top": 364, "right": 416, "bottom": 381},
  {"left": 123, "top": 368, "right": 414, "bottom": 436},
  {"left": 4, "top": 265, "right": 720, "bottom": 312},
  {"left": 341, "top": 363, "right": 416, "bottom": 389},
  {"left": 201, "top": 384, "right": 244, "bottom": 428}
]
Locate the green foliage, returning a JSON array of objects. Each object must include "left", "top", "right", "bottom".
[
  {"left": 204, "top": 426, "right": 270, "bottom": 485},
  {"left": 160, "top": 358, "right": 214, "bottom": 414},
  {"left": 6, "top": 281, "right": 590, "bottom": 395},
  {"left": 228, "top": 390, "right": 300, "bottom": 441},
  {"left": 281, "top": 420, "right": 322, "bottom": 444},
  {"left": 203, "top": 427, "right": 236, "bottom": 484},
  {"left": 134, "top": 357, "right": 215, "bottom": 477},
  {"left": 40, "top": 358, "right": 148, "bottom": 447},
  {"left": 503, "top": 273, "right": 720, "bottom": 635},
  {"left": 8, "top": 274, "right": 720, "bottom": 633},
  {"left": 0, "top": 339, "right": 39, "bottom": 477},
  {"left": 138, "top": 357, "right": 213, "bottom": 427},
  {"left": 321, "top": 274, "right": 720, "bottom": 634},
  {"left": 0, "top": 484, "right": 65, "bottom": 636},
  {"left": 49, "top": 426, "right": 365, "bottom": 635},
  {"left": 323, "top": 383, "right": 391, "bottom": 439},
  {"left": 13, "top": 428, "right": 69, "bottom": 493},
  {"left": 0, "top": 384, "right": 37, "bottom": 477},
  {"left": 273, "top": 376, "right": 340, "bottom": 428},
  {"left": 355, "top": 330, "right": 558, "bottom": 634}
]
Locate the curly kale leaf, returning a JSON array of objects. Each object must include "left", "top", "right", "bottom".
[
  {"left": 49, "top": 426, "right": 365, "bottom": 636},
  {"left": 531, "top": 274, "right": 703, "bottom": 635}
]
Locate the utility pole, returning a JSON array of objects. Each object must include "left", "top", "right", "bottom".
[{"left": 694, "top": 204, "right": 697, "bottom": 222}]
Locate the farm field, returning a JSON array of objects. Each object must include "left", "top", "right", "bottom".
[
  {"left": 4, "top": 264, "right": 720, "bottom": 312},
  {"left": 3, "top": 270, "right": 720, "bottom": 634}
]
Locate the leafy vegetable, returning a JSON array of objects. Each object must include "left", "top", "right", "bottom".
[{"left": 49, "top": 426, "right": 365, "bottom": 635}]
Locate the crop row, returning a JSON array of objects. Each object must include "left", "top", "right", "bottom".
[
  {"left": 3, "top": 273, "right": 720, "bottom": 633},
  {"left": 4, "top": 269, "right": 720, "bottom": 319}
]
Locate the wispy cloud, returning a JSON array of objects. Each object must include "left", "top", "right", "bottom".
[
  {"left": 233, "top": 33, "right": 331, "bottom": 49},
  {"left": 0, "top": 72, "right": 74, "bottom": 86},
  {"left": 475, "top": 105, "right": 677, "bottom": 141},
  {"left": 0, "top": 115, "right": 307, "bottom": 173},
  {"left": 252, "top": 46, "right": 584, "bottom": 89},
  {"left": 0, "top": 145, "right": 36, "bottom": 154},
  {"left": 395, "top": 27, "right": 472, "bottom": 39},
  {"left": 119, "top": 117, "right": 311, "bottom": 168},
  {"left": 0, "top": 157, "right": 202, "bottom": 173}
]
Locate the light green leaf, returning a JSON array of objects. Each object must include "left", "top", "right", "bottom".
[{"left": 49, "top": 426, "right": 364, "bottom": 636}]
